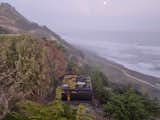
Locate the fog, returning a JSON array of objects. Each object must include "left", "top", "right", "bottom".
[
  {"left": 2, "top": 0, "right": 160, "bottom": 32},
  {"left": 1, "top": 0, "right": 160, "bottom": 77},
  {"left": 61, "top": 31, "right": 160, "bottom": 78}
]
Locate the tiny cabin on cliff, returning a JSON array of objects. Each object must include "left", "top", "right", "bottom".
[{"left": 61, "top": 75, "right": 93, "bottom": 101}]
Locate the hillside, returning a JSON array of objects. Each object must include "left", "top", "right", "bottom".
[
  {"left": 0, "top": 2, "right": 160, "bottom": 120},
  {"left": 0, "top": 2, "right": 84, "bottom": 62},
  {"left": 0, "top": 35, "right": 69, "bottom": 118},
  {"left": 0, "top": 2, "right": 85, "bottom": 70},
  {"left": 81, "top": 48, "right": 160, "bottom": 98},
  {"left": 0, "top": 3, "right": 65, "bottom": 40},
  {"left": 0, "top": 3, "right": 85, "bottom": 119}
]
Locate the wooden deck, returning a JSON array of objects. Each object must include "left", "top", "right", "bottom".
[{"left": 61, "top": 75, "right": 93, "bottom": 101}]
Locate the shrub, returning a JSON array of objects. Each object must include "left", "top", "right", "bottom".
[
  {"left": 103, "top": 89, "right": 160, "bottom": 120},
  {"left": 91, "top": 70, "right": 110, "bottom": 103},
  {"left": 3, "top": 88, "right": 94, "bottom": 120}
]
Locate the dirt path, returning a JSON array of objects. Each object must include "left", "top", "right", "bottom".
[
  {"left": 83, "top": 50, "right": 160, "bottom": 97},
  {"left": 110, "top": 63, "right": 159, "bottom": 89}
]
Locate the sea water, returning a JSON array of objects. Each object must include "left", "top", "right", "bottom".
[{"left": 61, "top": 31, "right": 160, "bottom": 78}]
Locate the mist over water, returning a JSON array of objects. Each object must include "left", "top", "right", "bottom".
[{"left": 61, "top": 31, "right": 160, "bottom": 78}]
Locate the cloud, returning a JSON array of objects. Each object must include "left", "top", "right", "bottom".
[{"left": 1, "top": 0, "right": 160, "bottom": 31}]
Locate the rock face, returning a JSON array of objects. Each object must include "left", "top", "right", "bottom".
[
  {"left": 0, "top": 3, "right": 85, "bottom": 119},
  {"left": 0, "top": 2, "right": 84, "bottom": 61},
  {"left": 0, "top": 35, "right": 68, "bottom": 119}
]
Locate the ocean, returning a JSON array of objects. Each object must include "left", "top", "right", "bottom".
[{"left": 60, "top": 31, "right": 160, "bottom": 78}]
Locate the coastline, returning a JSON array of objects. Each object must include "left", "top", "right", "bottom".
[{"left": 81, "top": 48, "right": 160, "bottom": 98}]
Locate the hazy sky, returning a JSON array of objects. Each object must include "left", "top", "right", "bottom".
[{"left": 1, "top": 0, "right": 160, "bottom": 32}]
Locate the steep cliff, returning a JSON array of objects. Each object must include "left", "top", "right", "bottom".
[
  {"left": 0, "top": 3, "right": 85, "bottom": 119},
  {"left": 0, "top": 35, "right": 69, "bottom": 119}
]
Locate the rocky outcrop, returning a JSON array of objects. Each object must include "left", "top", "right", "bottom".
[
  {"left": 0, "top": 3, "right": 85, "bottom": 119},
  {"left": 0, "top": 35, "right": 68, "bottom": 119}
]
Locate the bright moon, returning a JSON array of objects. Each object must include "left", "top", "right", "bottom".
[{"left": 104, "top": 1, "right": 107, "bottom": 5}]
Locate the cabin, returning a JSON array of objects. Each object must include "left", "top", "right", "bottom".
[{"left": 61, "top": 75, "right": 93, "bottom": 101}]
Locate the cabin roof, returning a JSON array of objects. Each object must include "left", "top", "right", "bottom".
[{"left": 61, "top": 75, "right": 92, "bottom": 90}]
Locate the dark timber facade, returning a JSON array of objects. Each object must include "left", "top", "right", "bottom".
[{"left": 61, "top": 75, "right": 93, "bottom": 101}]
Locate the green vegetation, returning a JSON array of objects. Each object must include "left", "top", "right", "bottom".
[
  {"left": 0, "top": 27, "right": 8, "bottom": 34},
  {"left": 3, "top": 87, "right": 94, "bottom": 120},
  {"left": 76, "top": 104, "right": 94, "bottom": 120},
  {"left": 91, "top": 70, "right": 110, "bottom": 103},
  {"left": 0, "top": 35, "right": 67, "bottom": 119},
  {"left": 55, "top": 42, "right": 66, "bottom": 52},
  {"left": 67, "top": 59, "right": 84, "bottom": 75},
  {"left": 91, "top": 70, "right": 160, "bottom": 120},
  {"left": 0, "top": 35, "right": 160, "bottom": 120},
  {"left": 0, "top": 35, "right": 93, "bottom": 119},
  {"left": 0, "top": 35, "right": 50, "bottom": 97},
  {"left": 104, "top": 89, "right": 160, "bottom": 120}
]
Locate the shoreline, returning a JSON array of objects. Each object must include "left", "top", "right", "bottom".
[
  {"left": 80, "top": 48, "right": 160, "bottom": 98},
  {"left": 104, "top": 57, "right": 160, "bottom": 79}
]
